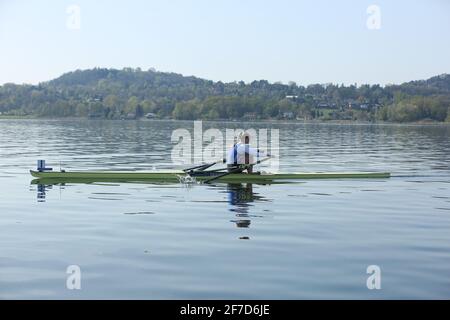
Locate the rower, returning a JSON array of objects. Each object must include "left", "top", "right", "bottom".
[
  {"left": 226, "top": 132, "right": 268, "bottom": 173},
  {"left": 36, "top": 160, "right": 53, "bottom": 172}
]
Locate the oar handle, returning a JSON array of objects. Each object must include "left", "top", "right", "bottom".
[{"left": 255, "top": 156, "right": 272, "bottom": 165}]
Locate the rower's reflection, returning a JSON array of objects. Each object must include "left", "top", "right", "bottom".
[
  {"left": 226, "top": 183, "right": 269, "bottom": 239},
  {"left": 34, "top": 183, "right": 64, "bottom": 202},
  {"left": 36, "top": 184, "right": 51, "bottom": 202}
]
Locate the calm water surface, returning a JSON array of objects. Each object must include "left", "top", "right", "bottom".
[{"left": 1, "top": 119, "right": 450, "bottom": 299}]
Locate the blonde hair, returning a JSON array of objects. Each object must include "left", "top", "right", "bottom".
[{"left": 239, "top": 131, "right": 251, "bottom": 143}]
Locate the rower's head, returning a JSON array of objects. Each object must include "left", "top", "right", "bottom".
[{"left": 239, "top": 132, "right": 251, "bottom": 144}]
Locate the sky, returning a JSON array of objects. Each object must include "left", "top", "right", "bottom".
[{"left": 0, "top": 0, "right": 449, "bottom": 86}]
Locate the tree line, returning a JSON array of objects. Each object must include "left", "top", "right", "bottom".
[{"left": 0, "top": 68, "right": 449, "bottom": 122}]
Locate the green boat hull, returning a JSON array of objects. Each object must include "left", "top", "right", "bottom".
[{"left": 30, "top": 170, "right": 390, "bottom": 184}]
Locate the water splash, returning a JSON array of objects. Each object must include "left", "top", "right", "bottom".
[{"left": 177, "top": 174, "right": 198, "bottom": 185}]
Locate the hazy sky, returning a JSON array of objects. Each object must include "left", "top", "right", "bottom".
[{"left": 1, "top": 0, "right": 449, "bottom": 86}]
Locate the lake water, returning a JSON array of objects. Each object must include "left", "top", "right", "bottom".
[{"left": 1, "top": 119, "right": 450, "bottom": 299}]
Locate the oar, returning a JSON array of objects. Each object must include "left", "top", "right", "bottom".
[
  {"left": 183, "top": 159, "right": 225, "bottom": 173},
  {"left": 203, "top": 157, "right": 271, "bottom": 184}
]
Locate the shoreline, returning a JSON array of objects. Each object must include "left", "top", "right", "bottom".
[{"left": 1, "top": 116, "right": 449, "bottom": 125}]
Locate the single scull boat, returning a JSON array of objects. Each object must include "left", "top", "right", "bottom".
[{"left": 30, "top": 169, "right": 390, "bottom": 183}]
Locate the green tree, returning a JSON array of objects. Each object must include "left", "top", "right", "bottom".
[
  {"left": 125, "top": 96, "right": 139, "bottom": 114},
  {"left": 173, "top": 100, "right": 199, "bottom": 120}
]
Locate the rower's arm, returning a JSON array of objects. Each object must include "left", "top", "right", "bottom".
[{"left": 244, "top": 146, "right": 270, "bottom": 162}]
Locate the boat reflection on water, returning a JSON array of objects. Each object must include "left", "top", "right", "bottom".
[{"left": 32, "top": 182, "right": 272, "bottom": 240}]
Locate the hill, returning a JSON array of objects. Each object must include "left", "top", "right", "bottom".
[{"left": 0, "top": 68, "right": 449, "bottom": 122}]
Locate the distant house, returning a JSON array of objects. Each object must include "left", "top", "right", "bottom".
[
  {"left": 347, "top": 101, "right": 358, "bottom": 109},
  {"left": 373, "top": 103, "right": 381, "bottom": 110},
  {"left": 88, "top": 112, "right": 104, "bottom": 119},
  {"left": 317, "top": 102, "right": 330, "bottom": 109},
  {"left": 87, "top": 96, "right": 103, "bottom": 103},
  {"left": 243, "top": 112, "right": 258, "bottom": 120},
  {"left": 282, "top": 112, "right": 294, "bottom": 119}
]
